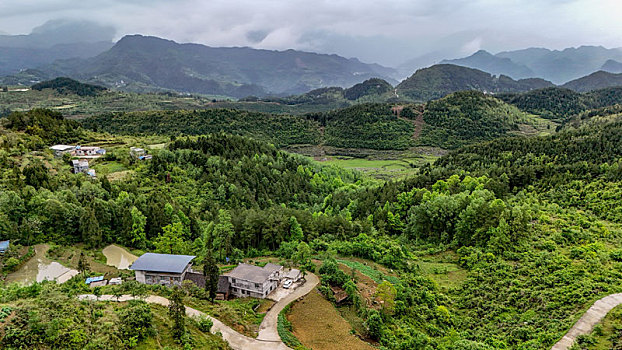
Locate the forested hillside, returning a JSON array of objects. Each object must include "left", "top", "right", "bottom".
[
  {"left": 2, "top": 105, "right": 622, "bottom": 349},
  {"left": 395, "top": 64, "right": 553, "bottom": 101},
  {"left": 84, "top": 94, "right": 553, "bottom": 151},
  {"left": 81, "top": 109, "right": 321, "bottom": 147},
  {"left": 417, "top": 91, "right": 552, "bottom": 148},
  {"left": 498, "top": 86, "right": 622, "bottom": 121}
]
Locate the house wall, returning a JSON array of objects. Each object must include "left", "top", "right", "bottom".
[
  {"left": 135, "top": 270, "right": 146, "bottom": 283},
  {"left": 134, "top": 264, "right": 191, "bottom": 286},
  {"left": 228, "top": 270, "right": 280, "bottom": 298}
]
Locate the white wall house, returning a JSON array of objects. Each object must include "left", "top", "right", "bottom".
[
  {"left": 130, "top": 253, "right": 195, "bottom": 286},
  {"left": 225, "top": 263, "right": 283, "bottom": 298}
]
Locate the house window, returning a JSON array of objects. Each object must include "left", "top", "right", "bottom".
[
  {"left": 255, "top": 283, "right": 260, "bottom": 289},
  {"left": 232, "top": 278, "right": 236, "bottom": 284}
]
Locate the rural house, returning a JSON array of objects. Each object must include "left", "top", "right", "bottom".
[
  {"left": 75, "top": 145, "right": 106, "bottom": 157},
  {"left": 225, "top": 263, "right": 283, "bottom": 298},
  {"left": 49, "top": 144, "right": 75, "bottom": 157},
  {"left": 130, "top": 253, "right": 195, "bottom": 286},
  {"left": 72, "top": 159, "right": 90, "bottom": 174}
]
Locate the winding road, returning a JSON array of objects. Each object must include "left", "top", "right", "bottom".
[
  {"left": 78, "top": 272, "right": 319, "bottom": 350},
  {"left": 552, "top": 293, "right": 622, "bottom": 350}
]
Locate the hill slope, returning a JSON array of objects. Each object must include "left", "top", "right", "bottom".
[
  {"left": 418, "top": 90, "right": 551, "bottom": 148},
  {"left": 562, "top": 71, "right": 622, "bottom": 92},
  {"left": 395, "top": 64, "right": 553, "bottom": 102},
  {"left": 26, "top": 35, "right": 397, "bottom": 98}
]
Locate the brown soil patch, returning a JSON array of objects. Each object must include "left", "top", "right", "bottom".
[
  {"left": 337, "top": 263, "right": 378, "bottom": 309},
  {"left": 393, "top": 105, "right": 426, "bottom": 140},
  {"left": 288, "top": 289, "right": 374, "bottom": 350}
]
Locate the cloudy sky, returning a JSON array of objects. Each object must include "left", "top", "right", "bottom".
[{"left": 1, "top": 0, "right": 622, "bottom": 66}]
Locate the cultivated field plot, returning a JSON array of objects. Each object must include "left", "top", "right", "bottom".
[{"left": 288, "top": 289, "right": 374, "bottom": 350}]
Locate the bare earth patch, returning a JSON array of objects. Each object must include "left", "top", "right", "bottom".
[{"left": 288, "top": 289, "right": 374, "bottom": 350}]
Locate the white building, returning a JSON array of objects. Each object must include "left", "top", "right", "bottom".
[{"left": 130, "top": 253, "right": 195, "bottom": 286}]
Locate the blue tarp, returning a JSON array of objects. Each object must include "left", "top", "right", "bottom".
[
  {"left": 0, "top": 240, "right": 9, "bottom": 252},
  {"left": 85, "top": 276, "right": 105, "bottom": 284}
]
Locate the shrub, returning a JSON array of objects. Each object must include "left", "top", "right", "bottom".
[{"left": 197, "top": 316, "right": 214, "bottom": 332}]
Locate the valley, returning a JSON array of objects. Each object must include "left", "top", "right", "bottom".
[{"left": 1, "top": 12, "right": 622, "bottom": 349}]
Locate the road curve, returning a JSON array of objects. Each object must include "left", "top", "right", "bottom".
[
  {"left": 78, "top": 272, "right": 319, "bottom": 350},
  {"left": 552, "top": 293, "right": 622, "bottom": 350},
  {"left": 258, "top": 272, "right": 320, "bottom": 341}
]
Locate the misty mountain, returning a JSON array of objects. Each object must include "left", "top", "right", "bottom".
[
  {"left": 441, "top": 50, "right": 535, "bottom": 79},
  {"left": 601, "top": 59, "right": 622, "bottom": 74},
  {"left": 0, "top": 20, "right": 115, "bottom": 48},
  {"left": 0, "top": 20, "right": 115, "bottom": 76},
  {"left": 561, "top": 71, "right": 622, "bottom": 92},
  {"left": 23, "top": 35, "right": 397, "bottom": 98},
  {"left": 496, "top": 46, "right": 622, "bottom": 84},
  {"left": 0, "top": 42, "right": 114, "bottom": 76},
  {"left": 395, "top": 64, "right": 553, "bottom": 101}
]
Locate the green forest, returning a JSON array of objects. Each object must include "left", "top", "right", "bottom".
[{"left": 1, "top": 83, "right": 622, "bottom": 350}]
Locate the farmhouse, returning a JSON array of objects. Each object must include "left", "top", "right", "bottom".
[
  {"left": 49, "top": 144, "right": 75, "bottom": 157},
  {"left": 75, "top": 145, "right": 106, "bottom": 157},
  {"left": 226, "top": 263, "right": 283, "bottom": 298},
  {"left": 130, "top": 253, "right": 195, "bottom": 286},
  {"left": 72, "top": 159, "right": 89, "bottom": 174}
]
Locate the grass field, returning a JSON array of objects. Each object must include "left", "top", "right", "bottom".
[
  {"left": 415, "top": 251, "right": 468, "bottom": 290},
  {"left": 288, "top": 289, "right": 374, "bottom": 350},
  {"left": 337, "top": 258, "right": 400, "bottom": 285}
]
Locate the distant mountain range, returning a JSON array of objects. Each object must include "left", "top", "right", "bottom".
[
  {"left": 602, "top": 59, "right": 622, "bottom": 74},
  {"left": 3, "top": 24, "right": 622, "bottom": 99},
  {"left": 1, "top": 35, "right": 397, "bottom": 98},
  {"left": 443, "top": 46, "right": 622, "bottom": 84},
  {"left": 0, "top": 20, "right": 115, "bottom": 76}
]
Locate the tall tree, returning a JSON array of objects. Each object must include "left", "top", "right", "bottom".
[
  {"left": 154, "top": 222, "right": 189, "bottom": 254},
  {"left": 212, "top": 209, "right": 234, "bottom": 261},
  {"left": 77, "top": 252, "right": 90, "bottom": 275},
  {"left": 375, "top": 281, "right": 397, "bottom": 315},
  {"left": 130, "top": 206, "right": 147, "bottom": 249},
  {"left": 168, "top": 286, "right": 186, "bottom": 342},
  {"left": 203, "top": 249, "right": 219, "bottom": 302},
  {"left": 80, "top": 206, "right": 102, "bottom": 248},
  {"left": 289, "top": 216, "right": 304, "bottom": 242}
]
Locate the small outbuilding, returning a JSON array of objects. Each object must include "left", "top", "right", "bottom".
[
  {"left": 130, "top": 253, "right": 195, "bottom": 286},
  {"left": 283, "top": 268, "right": 301, "bottom": 283}
]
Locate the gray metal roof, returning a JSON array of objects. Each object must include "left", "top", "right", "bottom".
[
  {"left": 130, "top": 253, "right": 195, "bottom": 273},
  {"left": 226, "top": 263, "right": 282, "bottom": 284}
]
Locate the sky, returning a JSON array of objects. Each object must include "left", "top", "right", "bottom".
[{"left": 1, "top": 0, "right": 622, "bottom": 67}]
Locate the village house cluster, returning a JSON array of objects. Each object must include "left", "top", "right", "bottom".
[
  {"left": 129, "top": 252, "right": 302, "bottom": 299},
  {"left": 49, "top": 144, "right": 107, "bottom": 177}
]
